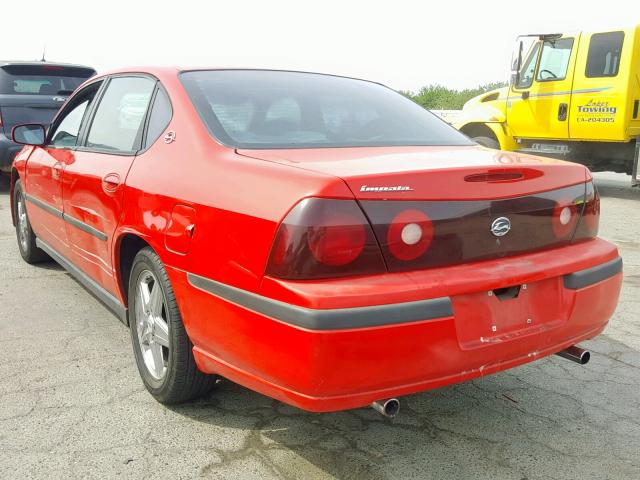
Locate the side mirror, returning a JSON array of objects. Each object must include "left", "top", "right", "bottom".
[
  {"left": 12, "top": 124, "right": 46, "bottom": 146},
  {"left": 509, "top": 39, "right": 524, "bottom": 86}
]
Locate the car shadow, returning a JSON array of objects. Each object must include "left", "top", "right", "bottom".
[
  {"left": 35, "top": 261, "right": 64, "bottom": 272},
  {"left": 0, "top": 174, "right": 9, "bottom": 194},
  {"left": 593, "top": 173, "right": 640, "bottom": 201},
  {"left": 165, "top": 334, "right": 639, "bottom": 479}
]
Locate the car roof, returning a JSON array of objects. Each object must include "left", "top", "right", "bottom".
[
  {"left": 100, "top": 66, "right": 385, "bottom": 88},
  {"left": 0, "top": 60, "right": 96, "bottom": 71}
]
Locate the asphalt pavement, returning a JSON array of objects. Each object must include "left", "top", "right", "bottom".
[{"left": 0, "top": 172, "right": 638, "bottom": 479}]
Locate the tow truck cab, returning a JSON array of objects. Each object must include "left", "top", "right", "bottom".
[{"left": 454, "top": 25, "right": 640, "bottom": 185}]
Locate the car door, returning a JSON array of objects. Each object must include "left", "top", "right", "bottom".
[
  {"left": 570, "top": 30, "right": 627, "bottom": 141},
  {"left": 24, "top": 81, "right": 103, "bottom": 255},
  {"left": 62, "top": 75, "right": 156, "bottom": 295},
  {"left": 507, "top": 35, "right": 579, "bottom": 140}
]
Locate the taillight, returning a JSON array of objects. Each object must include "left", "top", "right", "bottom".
[
  {"left": 266, "top": 198, "right": 385, "bottom": 279},
  {"left": 573, "top": 181, "right": 600, "bottom": 241},
  {"left": 0, "top": 108, "right": 3, "bottom": 128},
  {"left": 266, "top": 183, "right": 600, "bottom": 280},
  {"left": 361, "top": 183, "right": 589, "bottom": 272},
  {"left": 386, "top": 209, "right": 433, "bottom": 261},
  {"left": 552, "top": 198, "right": 579, "bottom": 239}
]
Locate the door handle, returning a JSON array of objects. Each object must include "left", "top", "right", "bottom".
[
  {"left": 521, "top": 91, "right": 530, "bottom": 100},
  {"left": 52, "top": 162, "right": 63, "bottom": 180},
  {"left": 558, "top": 103, "right": 568, "bottom": 121},
  {"left": 102, "top": 173, "right": 121, "bottom": 194}
]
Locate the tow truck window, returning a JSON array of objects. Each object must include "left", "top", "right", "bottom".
[
  {"left": 516, "top": 42, "right": 540, "bottom": 89},
  {"left": 536, "top": 38, "right": 574, "bottom": 82},
  {"left": 586, "top": 31, "right": 624, "bottom": 78}
]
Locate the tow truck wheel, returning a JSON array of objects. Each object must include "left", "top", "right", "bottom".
[{"left": 473, "top": 136, "right": 499, "bottom": 149}]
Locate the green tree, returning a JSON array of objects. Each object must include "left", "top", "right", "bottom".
[{"left": 402, "top": 82, "right": 507, "bottom": 110}]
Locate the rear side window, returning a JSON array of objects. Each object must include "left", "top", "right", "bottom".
[
  {"left": 536, "top": 38, "right": 574, "bottom": 81},
  {"left": 586, "top": 32, "right": 624, "bottom": 78},
  {"left": 0, "top": 65, "right": 95, "bottom": 95},
  {"left": 86, "top": 76, "right": 155, "bottom": 153},
  {"left": 144, "top": 87, "right": 172, "bottom": 147}
]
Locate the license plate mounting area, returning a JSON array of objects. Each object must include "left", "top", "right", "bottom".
[{"left": 452, "top": 277, "right": 565, "bottom": 350}]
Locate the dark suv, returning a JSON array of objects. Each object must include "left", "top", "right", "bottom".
[{"left": 0, "top": 61, "right": 95, "bottom": 173}]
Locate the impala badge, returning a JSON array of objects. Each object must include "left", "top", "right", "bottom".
[
  {"left": 360, "top": 185, "right": 413, "bottom": 192},
  {"left": 491, "top": 217, "right": 511, "bottom": 237}
]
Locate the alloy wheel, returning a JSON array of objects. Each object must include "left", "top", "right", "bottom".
[
  {"left": 16, "top": 193, "right": 29, "bottom": 253},
  {"left": 135, "top": 269, "right": 170, "bottom": 380}
]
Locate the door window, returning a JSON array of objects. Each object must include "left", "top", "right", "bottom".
[
  {"left": 536, "top": 38, "right": 574, "bottom": 82},
  {"left": 586, "top": 32, "right": 624, "bottom": 78},
  {"left": 48, "top": 82, "right": 101, "bottom": 148},
  {"left": 86, "top": 77, "right": 155, "bottom": 153},
  {"left": 516, "top": 42, "right": 540, "bottom": 89}
]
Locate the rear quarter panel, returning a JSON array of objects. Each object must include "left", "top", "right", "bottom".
[{"left": 115, "top": 71, "right": 352, "bottom": 302}]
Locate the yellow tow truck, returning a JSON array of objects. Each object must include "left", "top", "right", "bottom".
[{"left": 453, "top": 26, "right": 640, "bottom": 185}]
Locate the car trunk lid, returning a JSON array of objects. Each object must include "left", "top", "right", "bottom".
[{"left": 236, "top": 145, "right": 588, "bottom": 200}]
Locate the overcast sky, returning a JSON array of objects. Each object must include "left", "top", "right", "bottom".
[{"left": 3, "top": 0, "right": 634, "bottom": 92}]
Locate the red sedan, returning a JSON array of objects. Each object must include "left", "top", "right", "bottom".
[{"left": 9, "top": 68, "right": 622, "bottom": 416}]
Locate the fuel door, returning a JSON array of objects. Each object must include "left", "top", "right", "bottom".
[{"left": 165, "top": 204, "right": 197, "bottom": 254}]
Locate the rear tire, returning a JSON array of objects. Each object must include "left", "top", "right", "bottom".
[
  {"left": 13, "top": 180, "right": 49, "bottom": 264},
  {"left": 128, "top": 247, "right": 216, "bottom": 404},
  {"left": 472, "top": 136, "right": 500, "bottom": 149}
]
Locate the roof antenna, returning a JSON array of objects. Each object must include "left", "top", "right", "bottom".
[{"left": 40, "top": 45, "right": 46, "bottom": 62}]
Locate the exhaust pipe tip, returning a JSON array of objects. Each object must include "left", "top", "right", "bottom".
[
  {"left": 556, "top": 345, "right": 590, "bottom": 365},
  {"left": 372, "top": 398, "right": 400, "bottom": 418},
  {"left": 578, "top": 350, "right": 590, "bottom": 364}
]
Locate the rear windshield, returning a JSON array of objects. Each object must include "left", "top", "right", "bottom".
[
  {"left": 0, "top": 65, "right": 95, "bottom": 95},
  {"left": 180, "top": 70, "right": 473, "bottom": 149}
]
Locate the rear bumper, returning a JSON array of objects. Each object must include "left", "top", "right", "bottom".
[
  {"left": 170, "top": 238, "right": 622, "bottom": 412},
  {"left": 0, "top": 132, "right": 20, "bottom": 173}
]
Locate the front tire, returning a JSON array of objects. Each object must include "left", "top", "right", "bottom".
[
  {"left": 128, "top": 247, "right": 216, "bottom": 404},
  {"left": 13, "top": 180, "right": 49, "bottom": 264}
]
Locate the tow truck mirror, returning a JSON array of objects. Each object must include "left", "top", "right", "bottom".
[
  {"left": 12, "top": 124, "right": 46, "bottom": 146},
  {"left": 510, "top": 39, "right": 524, "bottom": 86}
]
